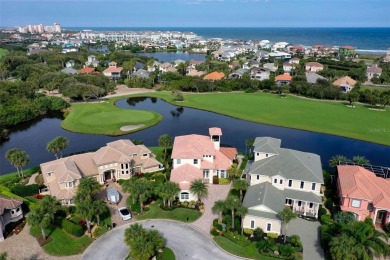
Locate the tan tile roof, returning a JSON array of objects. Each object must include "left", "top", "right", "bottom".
[
  {"left": 209, "top": 127, "right": 222, "bottom": 136},
  {"left": 204, "top": 71, "right": 225, "bottom": 80},
  {"left": 103, "top": 67, "right": 123, "bottom": 73},
  {"left": 171, "top": 164, "right": 203, "bottom": 189},
  {"left": 220, "top": 147, "right": 238, "bottom": 161},
  {"left": 333, "top": 76, "right": 356, "bottom": 87},
  {"left": 0, "top": 196, "right": 23, "bottom": 215},
  {"left": 305, "top": 62, "right": 324, "bottom": 68},
  {"left": 171, "top": 134, "right": 216, "bottom": 159},
  {"left": 338, "top": 165, "right": 390, "bottom": 209}
]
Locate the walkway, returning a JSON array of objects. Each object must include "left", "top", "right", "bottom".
[
  {"left": 192, "top": 183, "right": 232, "bottom": 234},
  {"left": 82, "top": 219, "right": 239, "bottom": 260},
  {"left": 288, "top": 217, "right": 324, "bottom": 260}
]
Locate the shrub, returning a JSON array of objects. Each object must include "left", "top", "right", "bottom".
[
  {"left": 144, "top": 172, "right": 154, "bottom": 180},
  {"left": 214, "top": 223, "right": 223, "bottom": 231},
  {"left": 223, "top": 231, "right": 250, "bottom": 246},
  {"left": 182, "top": 201, "right": 189, "bottom": 208},
  {"left": 318, "top": 204, "right": 327, "bottom": 219},
  {"left": 243, "top": 228, "right": 254, "bottom": 235},
  {"left": 258, "top": 238, "right": 275, "bottom": 254},
  {"left": 320, "top": 224, "right": 332, "bottom": 251},
  {"left": 254, "top": 227, "right": 264, "bottom": 238},
  {"left": 279, "top": 244, "right": 296, "bottom": 257},
  {"left": 320, "top": 214, "right": 333, "bottom": 225},
  {"left": 35, "top": 174, "right": 44, "bottom": 186},
  {"left": 267, "top": 232, "right": 279, "bottom": 239},
  {"left": 210, "top": 228, "right": 220, "bottom": 236},
  {"left": 386, "top": 222, "right": 390, "bottom": 234},
  {"left": 324, "top": 198, "right": 334, "bottom": 213},
  {"left": 93, "top": 227, "right": 101, "bottom": 238},
  {"left": 10, "top": 184, "right": 39, "bottom": 197},
  {"left": 287, "top": 234, "right": 302, "bottom": 248},
  {"left": 213, "top": 176, "right": 219, "bottom": 184},
  {"left": 61, "top": 218, "right": 84, "bottom": 237}
]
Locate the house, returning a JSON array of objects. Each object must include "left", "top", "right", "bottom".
[
  {"left": 242, "top": 137, "right": 324, "bottom": 234},
  {"left": 0, "top": 196, "right": 23, "bottom": 242},
  {"left": 78, "top": 67, "right": 96, "bottom": 74},
  {"left": 204, "top": 71, "right": 225, "bottom": 81},
  {"left": 290, "top": 58, "right": 300, "bottom": 65},
  {"left": 147, "top": 61, "right": 161, "bottom": 72},
  {"left": 339, "top": 46, "right": 356, "bottom": 58},
  {"left": 263, "top": 63, "right": 278, "bottom": 73},
  {"left": 170, "top": 128, "right": 237, "bottom": 201},
  {"left": 174, "top": 59, "right": 186, "bottom": 67},
  {"left": 85, "top": 55, "right": 99, "bottom": 67},
  {"left": 250, "top": 68, "right": 270, "bottom": 81},
  {"left": 187, "top": 69, "right": 206, "bottom": 77},
  {"left": 333, "top": 76, "right": 356, "bottom": 93},
  {"left": 159, "top": 62, "right": 173, "bottom": 73},
  {"left": 337, "top": 165, "right": 390, "bottom": 226},
  {"left": 255, "top": 50, "right": 270, "bottom": 60},
  {"left": 103, "top": 61, "right": 123, "bottom": 81},
  {"left": 132, "top": 69, "right": 150, "bottom": 79},
  {"left": 229, "top": 68, "right": 249, "bottom": 79},
  {"left": 40, "top": 140, "right": 163, "bottom": 205},
  {"left": 65, "top": 60, "right": 75, "bottom": 68},
  {"left": 61, "top": 67, "right": 78, "bottom": 75},
  {"left": 366, "top": 64, "right": 382, "bottom": 80},
  {"left": 188, "top": 60, "right": 204, "bottom": 69},
  {"left": 305, "top": 72, "right": 326, "bottom": 84},
  {"left": 283, "top": 62, "right": 293, "bottom": 73},
  {"left": 305, "top": 62, "right": 324, "bottom": 72},
  {"left": 269, "top": 52, "right": 291, "bottom": 60},
  {"left": 275, "top": 74, "right": 292, "bottom": 86}
]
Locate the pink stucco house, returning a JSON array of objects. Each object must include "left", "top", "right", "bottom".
[
  {"left": 337, "top": 165, "right": 390, "bottom": 225},
  {"left": 170, "top": 128, "right": 237, "bottom": 201}
]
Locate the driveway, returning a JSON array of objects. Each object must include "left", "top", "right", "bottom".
[
  {"left": 192, "top": 183, "right": 232, "bottom": 234},
  {"left": 82, "top": 220, "right": 239, "bottom": 260},
  {"left": 288, "top": 217, "right": 324, "bottom": 259}
]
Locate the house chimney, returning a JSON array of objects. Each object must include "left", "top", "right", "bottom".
[{"left": 209, "top": 127, "right": 222, "bottom": 150}]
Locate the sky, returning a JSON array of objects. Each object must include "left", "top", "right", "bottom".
[{"left": 0, "top": 0, "right": 389, "bottom": 28}]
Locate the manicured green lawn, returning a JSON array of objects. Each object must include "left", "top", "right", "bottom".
[
  {"left": 214, "top": 236, "right": 276, "bottom": 259},
  {"left": 30, "top": 225, "right": 93, "bottom": 256},
  {"left": 158, "top": 247, "right": 176, "bottom": 260},
  {"left": 137, "top": 201, "right": 202, "bottom": 222},
  {"left": 0, "top": 48, "right": 9, "bottom": 58},
  {"left": 129, "top": 92, "right": 390, "bottom": 146},
  {"left": 0, "top": 167, "right": 39, "bottom": 184},
  {"left": 61, "top": 98, "right": 162, "bottom": 135}
]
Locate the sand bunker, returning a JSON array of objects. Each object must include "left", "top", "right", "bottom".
[{"left": 120, "top": 124, "right": 145, "bottom": 131}]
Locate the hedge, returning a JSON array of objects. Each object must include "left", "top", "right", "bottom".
[
  {"left": 10, "top": 184, "right": 39, "bottom": 197},
  {"left": 60, "top": 218, "right": 84, "bottom": 237},
  {"left": 320, "top": 224, "right": 332, "bottom": 251}
]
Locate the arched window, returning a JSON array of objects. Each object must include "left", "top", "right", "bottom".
[{"left": 180, "top": 192, "right": 189, "bottom": 200}]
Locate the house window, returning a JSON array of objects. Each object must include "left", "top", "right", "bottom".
[
  {"left": 266, "top": 154, "right": 268, "bottom": 157},
  {"left": 203, "top": 170, "right": 209, "bottom": 178},
  {"left": 286, "top": 199, "right": 292, "bottom": 205},
  {"left": 177, "top": 159, "right": 181, "bottom": 164},
  {"left": 274, "top": 179, "right": 277, "bottom": 184},
  {"left": 143, "top": 153, "right": 148, "bottom": 157},
  {"left": 312, "top": 183, "right": 316, "bottom": 191},
  {"left": 280, "top": 179, "right": 283, "bottom": 185},
  {"left": 220, "top": 170, "right": 226, "bottom": 178},
  {"left": 298, "top": 201, "right": 302, "bottom": 207},
  {"left": 351, "top": 199, "right": 361, "bottom": 208},
  {"left": 309, "top": 203, "right": 313, "bottom": 209},
  {"left": 288, "top": 180, "right": 292, "bottom": 187},
  {"left": 180, "top": 192, "right": 189, "bottom": 200},
  {"left": 66, "top": 181, "right": 74, "bottom": 188},
  {"left": 257, "top": 153, "right": 259, "bottom": 156},
  {"left": 257, "top": 175, "right": 260, "bottom": 180},
  {"left": 300, "top": 181, "right": 304, "bottom": 189},
  {"left": 250, "top": 220, "right": 255, "bottom": 229},
  {"left": 267, "top": 223, "right": 272, "bottom": 232},
  {"left": 194, "top": 159, "right": 198, "bottom": 164}
]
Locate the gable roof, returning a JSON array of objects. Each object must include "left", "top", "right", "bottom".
[
  {"left": 243, "top": 182, "right": 285, "bottom": 214},
  {"left": 338, "top": 165, "right": 390, "bottom": 209},
  {"left": 220, "top": 147, "right": 238, "bottom": 161},
  {"left": 306, "top": 72, "right": 326, "bottom": 84},
  {"left": 78, "top": 67, "right": 95, "bottom": 74},
  {"left": 0, "top": 196, "right": 23, "bottom": 215},
  {"left": 333, "top": 76, "right": 356, "bottom": 87},
  {"left": 170, "top": 164, "right": 203, "bottom": 190},
  {"left": 171, "top": 134, "right": 216, "bottom": 159},
  {"left": 305, "top": 62, "right": 323, "bottom": 68},
  {"left": 275, "top": 74, "right": 292, "bottom": 82},
  {"left": 253, "top": 137, "right": 281, "bottom": 154},
  {"left": 204, "top": 71, "right": 225, "bottom": 80}
]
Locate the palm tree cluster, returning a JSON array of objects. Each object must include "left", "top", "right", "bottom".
[
  {"left": 155, "top": 181, "right": 180, "bottom": 208},
  {"left": 5, "top": 148, "right": 29, "bottom": 178},
  {"left": 122, "top": 178, "right": 154, "bottom": 214},
  {"left": 124, "top": 223, "right": 164, "bottom": 260},
  {"left": 27, "top": 195, "right": 61, "bottom": 241},
  {"left": 74, "top": 178, "right": 106, "bottom": 234},
  {"left": 189, "top": 179, "right": 208, "bottom": 202},
  {"left": 46, "top": 136, "right": 69, "bottom": 159},
  {"left": 328, "top": 154, "right": 370, "bottom": 169}
]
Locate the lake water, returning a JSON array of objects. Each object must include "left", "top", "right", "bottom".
[
  {"left": 139, "top": 52, "right": 205, "bottom": 63},
  {"left": 0, "top": 97, "right": 389, "bottom": 175}
]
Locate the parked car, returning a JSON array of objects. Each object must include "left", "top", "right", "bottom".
[{"left": 118, "top": 207, "right": 132, "bottom": 221}]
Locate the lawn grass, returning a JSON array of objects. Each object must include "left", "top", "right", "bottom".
[
  {"left": 361, "top": 85, "right": 390, "bottom": 92},
  {"left": 214, "top": 236, "right": 276, "bottom": 259},
  {"left": 0, "top": 48, "right": 9, "bottom": 58},
  {"left": 30, "top": 225, "right": 93, "bottom": 256},
  {"left": 61, "top": 98, "right": 162, "bottom": 135},
  {"left": 157, "top": 247, "right": 176, "bottom": 260},
  {"left": 0, "top": 167, "right": 39, "bottom": 185},
  {"left": 149, "top": 146, "right": 166, "bottom": 163},
  {"left": 137, "top": 200, "right": 202, "bottom": 222},
  {"left": 128, "top": 91, "right": 390, "bottom": 146}
]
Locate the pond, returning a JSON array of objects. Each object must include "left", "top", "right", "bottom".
[{"left": 0, "top": 97, "right": 389, "bottom": 175}]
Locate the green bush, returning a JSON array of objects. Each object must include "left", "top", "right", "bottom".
[
  {"left": 254, "top": 227, "right": 264, "bottom": 238},
  {"left": 279, "top": 244, "right": 296, "bottom": 257},
  {"left": 144, "top": 172, "right": 154, "bottom": 180},
  {"left": 258, "top": 238, "right": 275, "bottom": 254},
  {"left": 243, "top": 228, "right": 254, "bottom": 235},
  {"left": 210, "top": 229, "right": 220, "bottom": 236},
  {"left": 320, "top": 214, "right": 333, "bottom": 225},
  {"left": 214, "top": 222, "right": 223, "bottom": 231},
  {"left": 324, "top": 199, "right": 334, "bottom": 213},
  {"left": 318, "top": 204, "right": 327, "bottom": 219},
  {"left": 93, "top": 227, "right": 101, "bottom": 238},
  {"left": 60, "top": 218, "right": 84, "bottom": 237},
  {"left": 223, "top": 230, "right": 250, "bottom": 246},
  {"left": 320, "top": 224, "right": 332, "bottom": 251},
  {"left": 10, "top": 184, "right": 39, "bottom": 197},
  {"left": 267, "top": 232, "right": 278, "bottom": 239}
]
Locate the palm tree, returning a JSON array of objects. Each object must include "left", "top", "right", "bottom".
[
  {"left": 76, "top": 198, "right": 95, "bottom": 234},
  {"left": 75, "top": 177, "right": 101, "bottom": 202},
  {"left": 157, "top": 181, "right": 180, "bottom": 208},
  {"left": 189, "top": 179, "right": 208, "bottom": 202},
  {"left": 27, "top": 206, "right": 51, "bottom": 241},
  {"left": 122, "top": 178, "right": 153, "bottom": 213},
  {"left": 158, "top": 134, "right": 172, "bottom": 161},
  {"left": 328, "top": 154, "right": 347, "bottom": 169},
  {"left": 92, "top": 200, "right": 108, "bottom": 226},
  {"left": 46, "top": 136, "right": 69, "bottom": 159},
  {"left": 227, "top": 164, "right": 242, "bottom": 182},
  {"left": 278, "top": 207, "right": 297, "bottom": 243},
  {"left": 245, "top": 138, "right": 254, "bottom": 157},
  {"left": 329, "top": 233, "right": 359, "bottom": 260},
  {"left": 236, "top": 205, "right": 248, "bottom": 235},
  {"left": 233, "top": 179, "right": 248, "bottom": 202},
  {"left": 40, "top": 195, "right": 61, "bottom": 223},
  {"left": 224, "top": 195, "right": 241, "bottom": 230},
  {"left": 212, "top": 200, "right": 225, "bottom": 224},
  {"left": 352, "top": 155, "right": 370, "bottom": 165},
  {"left": 5, "top": 148, "right": 29, "bottom": 178}
]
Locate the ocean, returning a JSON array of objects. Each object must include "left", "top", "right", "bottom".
[{"left": 66, "top": 27, "right": 390, "bottom": 53}]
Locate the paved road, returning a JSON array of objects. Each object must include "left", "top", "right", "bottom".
[{"left": 82, "top": 220, "right": 239, "bottom": 260}]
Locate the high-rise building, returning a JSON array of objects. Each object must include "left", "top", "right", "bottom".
[{"left": 54, "top": 23, "right": 61, "bottom": 33}]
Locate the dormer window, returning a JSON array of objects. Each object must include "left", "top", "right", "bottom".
[
  {"left": 66, "top": 181, "right": 74, "bottom": 188},
  {"left": 143, "top": 153, "right": 148, "bottom": 157},
  {"left": 47, "top": 172, "right": 52, "bottom": 177}
]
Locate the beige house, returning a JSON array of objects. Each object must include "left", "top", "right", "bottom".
[
  {"left": 40, "top": 140, "right": 163, "bottom": 205},
  {"left": 0, "top": 196, "right": 23, "bottom": 242},
  {"left": 242, "top": 137, "right": 323, "bottom": 234}
]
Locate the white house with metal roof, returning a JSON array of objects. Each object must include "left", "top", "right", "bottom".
[{"left": 242, "top": 137, "right": 324, "bottom": 234}]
